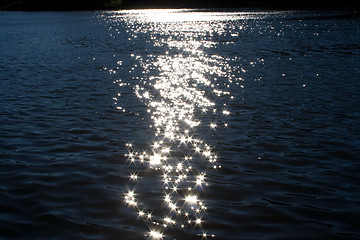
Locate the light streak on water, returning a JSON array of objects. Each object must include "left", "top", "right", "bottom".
[{"left": 101, "top": 9, "right": 256, "bottom": 239}]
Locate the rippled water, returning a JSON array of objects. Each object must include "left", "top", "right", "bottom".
[{"left": 1, "top": 10, "right": 360, "bottom": 240}]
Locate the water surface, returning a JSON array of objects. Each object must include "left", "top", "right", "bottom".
[{"left": 1, "top": 9, "right": 360, "bottom": 240}]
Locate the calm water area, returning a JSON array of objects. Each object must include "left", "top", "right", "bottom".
[{"left": 1, "top": 9, "right": 360, "bottom": 240}]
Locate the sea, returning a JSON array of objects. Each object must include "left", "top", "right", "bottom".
[{"left": 0, "top": 9, "right": 360, "bottom": 240}]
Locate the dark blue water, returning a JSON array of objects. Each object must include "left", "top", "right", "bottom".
[{"left": 1, "top": 10, "right": 360, "bottom": 240}]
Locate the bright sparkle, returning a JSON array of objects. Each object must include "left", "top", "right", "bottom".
[
  {"left": 196, "top": 174, "right": 205, "bottom": 185},
  {"left": 130, "top": 173, "right": 138, "bottom": 181},
  {"left": 106, "top": 8, "right": 236, "bottom": 240},
  {"left": 209, "top": 123, "right": 217, "bottom": 129},
  {"left": 149, "top": 230, "right": 163, "bottom": 239},
  {"left": 185, "top": 195, "right": 198, "bottom": 204},
  {"left": 149, "top": 153, "right": 162, "bottom": 165}
]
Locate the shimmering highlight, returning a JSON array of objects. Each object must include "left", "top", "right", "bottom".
[{"left": 102, "top": 9, "right": 247, "bottom": 239}]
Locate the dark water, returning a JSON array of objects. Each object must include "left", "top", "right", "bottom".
[{"left": 1, "top": 10, "right": 360, "bottom": 240}]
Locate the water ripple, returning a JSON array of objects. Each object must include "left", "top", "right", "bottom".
[{"left": 1, "top": 10, "right": 360, "bottom": 240}]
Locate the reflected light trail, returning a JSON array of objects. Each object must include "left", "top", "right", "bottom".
[{"left": 101, "top": 9, "right": 248, "bottom": 239}]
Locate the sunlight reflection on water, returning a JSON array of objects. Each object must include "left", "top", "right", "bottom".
[
  {"left": 1, "top": 9, "right": 359, "bottom": 240},
  {"left": 110, "top": 9, "right": 283, "bottom": 22},
  {"left": 102, "top": 9, "right": 247, "bottom": 239}
]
